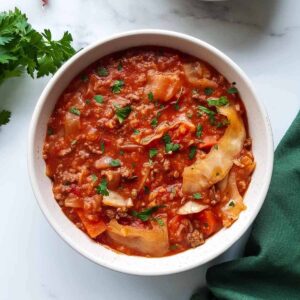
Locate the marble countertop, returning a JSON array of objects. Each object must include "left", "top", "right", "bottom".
[{"left": 0, "top": 0, "right": 299, "bottom": 299}]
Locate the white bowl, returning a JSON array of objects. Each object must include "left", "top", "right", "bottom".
[{"left": 28, "top": 30, "right": 273, "bottom": 275}]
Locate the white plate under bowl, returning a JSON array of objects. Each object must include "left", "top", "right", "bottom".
[{"left": 28, "top": 30, "right": 273, "bottom": 276}]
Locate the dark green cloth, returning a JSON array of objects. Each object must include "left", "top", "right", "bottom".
[{"left": 202, "top": 111, "right": 300, "bottom": 299}]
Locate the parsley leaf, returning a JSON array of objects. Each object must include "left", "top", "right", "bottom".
[
  {"left": 193, "top": 193, "right": 202, "bottom": 200},
  {"left": 111, "top": 80, "right": 124, "bottom": 94},
  {"left": 144, "top": 186, "right": 150, "bottom": 194},
  {"left": 216, "top": 119, "right": 230, "bottom": 128},
  {"left": 173, "top": 101, "right": 180, "bottom": 111},
  {"left": 110, "top": 159, "right": 121, "bottom": 167},
  {"left": 165, "top": 143, "right": 180, "bottom": 153},
  {"left": 189, "top": 145, "right": 197, "bottom": 160},
  {"left": 117, "top": 62, "right": 123, "bottom": 71},
  {"left": 96, "top": 179, "right": 109, "bottom": 196},
  {"left": 207, "top": 96, "right": 229, "bottom": 107},
  {"left": 131, "top": 205, "right": 163, "bottom": 222},
  {"left": 196, "top": 124, "right": 203, "bottom": 138},
  {"left": 149, "top": 148, "right": 158, "bottom": 158},
  {"left": 153, "top": 217, "right": 165, "bottom": 226},
  {"left": 150, "top": 117, "right": 158, "bottom": 128},
  {"left": 98, "top": 67, "right": 108, "bottom": 77},
  {"left": 198, "top": 106, "right": 216, "bottom": 125},
  {"left": 100, "top": 141, "right": 105, "bottom": 153},
  {"left": 115, "top": 105, "right": 131, "bottom": 123},
  {"left": 0, "top": 8, "right": 75, "bottom": 83},
  {"left": 229, "top": 200, "right": 235, "bottom": 207},
  {"left": 69, "top": 107, "right": 80, "bottom": 116},
  {"left": 0, "top": 110, "right": 11, "bottom": 126},
  {"left": 91, "top": 174, "right": 98, "bottom": 182},
  {"left": 162, "top": 134, "right": 180, "bottom": 153},
  {"left": 133, "top": 129, "right": 140, "bottom": 135},
  {"left": 204, "top": 87, "right": 214, "bottom": 96},
  {"left": 148, "top": 91, "right": 154, "bottom": 101},
  {"left": 227, "top": 87, "right": 238, "bottom": 94},
  {"left": 94, "top": 95, "right": 103, "bottom": 103}
]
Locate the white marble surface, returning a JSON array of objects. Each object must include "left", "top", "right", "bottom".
[{"left": 0, "top": 0, "right": 300, "bottom": 299}]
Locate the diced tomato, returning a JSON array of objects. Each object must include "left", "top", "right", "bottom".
[
  {"left": 77, "top": 210, "right": 106, "bottom": 238},
  {"left": 197, "top": 209, "right": 222, "bottom": 238}
]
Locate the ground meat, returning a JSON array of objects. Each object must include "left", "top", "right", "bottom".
[
  {"left": 60, "top": 170, "right": 78, "bottom": 184},
  {"left": 105, "top": 209, "right": 116, "bottom": 219},
  {"left": 186, "top": 229, "right": 204, "bottom": 248},
  {"left": 58, "top": 147, "right": 72, "bottom": 157},
  {"left": 120, "top": 166, "right": 135, "bottom": 179},
  {"left": 163, "top": 159, "right": 171, "bottom": 171}
]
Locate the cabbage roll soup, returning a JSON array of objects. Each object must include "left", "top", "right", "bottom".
[{"left": 43, "top": 47, "right": 255, "bottom": 257}]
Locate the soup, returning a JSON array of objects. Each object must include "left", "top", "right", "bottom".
[{"left": 43, "top": 47, "right": 255, "bottom": 257}]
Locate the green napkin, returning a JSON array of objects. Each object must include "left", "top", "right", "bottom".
[{"left": 197, "top": 111, "right": 300, "bottom": 299}]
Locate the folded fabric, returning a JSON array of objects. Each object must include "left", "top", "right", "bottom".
[{"left": 193, "top": 111, "right": 300, "bottom": 299}]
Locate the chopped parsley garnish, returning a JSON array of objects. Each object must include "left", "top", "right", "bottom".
[
  {"left": 148, "top": 91, "right": 154, "bottom": 101},
  {"left": 150, "top": 117, "right": 158, "bottom": 128},
  {"left": 69, "top": 107, "right": 80, "bottom": 116},
  {"left": 117, "top": 62, "right": 123, "bottom": 71},
  {"left": 169, "top": 244, "right": 179, "bottom": 250},
  {"left": 229, "top": 200, "right": 235, "bottom": 207},
  {"left": 162, "top": 134, "right": 171, "bottom": 144},
  {"left": 47, "top": 127, "right": 54, "bottom": 136},
  {"left": 216, "top": 119, "right": 230, "bottom": 128},
  {"left": 189, "top": 145, "right": 197, "bottom": 160},
  {"left": 207, "top": 96, "right": 229, "bottom": 107},
  {"left": 196, "top": 124, "right": 203, "bottom": 138},
  {"left": 144, "top": 186, "right": 150, "bottom": 194},
  {"left": 100, "top": 141, "right": 105, "bottom": 153},
  {"left": 198, "top": 105, "right": 216, "bottom": 125},
  {"left": 131, "top": 205, "right": 163, "bottom": 222},
  {"left": 153, "top": 217, "right": 165, "bottom": 227},
  {"left": 98, "top": 67, "right": 108, "bottom": 77},
  {"left": 94, "top": 95, "right": 104, "bottom": 103},
  {"left": 119, "top": 150, "right": 124, "bottom": 156},
  {"left": 165, "top": 143, "right": 180, "bottom": 153},
  {"left": 110, "top": 159, "right": 121, "bottom": 167},
  {"left": 173, "top": 87, "right": 183, "bottom": 110},
  {"left": 133, "top": 129, "right": 140, "bottom": 135},
  {"left": 173, "top": 101, "right": 180, "bottom": 111},
  {"left": 96, "top": 179, "right": 109, "bottom": 196},
  {"left": 111, "top": 80, "right": 124, "bottom": 94},
  {"left": 227, "top": 87, "right": 238, "bottom": 94},
  {"left": 91, "top": 174, "right": 98, "bottom": 182},
  {"left": 162, "top": 134, "right": 180, "bottom": 153},
  {"left": 204, "top": 87, "right": 214, "bottom": 96},
  {"left": 81, "top": 74, "right": 88, "bottom": 82},
  {"left": 115, "top": 105, "right": 132, "bottom": 123},
  {"left": 149, "top": 148, "right": 158, "bottom": 158},
  {"left": 214, "top": 145, "right": 219, "bottom": 150},
  {"left": 193, "top": 193, "right": 202, "bottom": 200},
  {"left": 186, "top": 112, "right": 193, "bottom": 119},
  {"left": 85, "top": 99, "right": 91, "bottom": 105}
]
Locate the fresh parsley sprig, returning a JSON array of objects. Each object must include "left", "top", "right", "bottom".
[{"left": 0, "top": 8, "right": 76, "bottom": 126}]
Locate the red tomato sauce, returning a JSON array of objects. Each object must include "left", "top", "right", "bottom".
[{"left": 43, "top": 47, "right": 255, "bottom": 257}]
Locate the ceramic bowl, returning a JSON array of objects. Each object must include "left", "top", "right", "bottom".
[{"left": 28, "top": 30, "right": 273, "bottom": 275}]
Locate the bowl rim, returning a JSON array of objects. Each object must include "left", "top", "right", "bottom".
[{"left": 28, "top": 29, "right": 274, "bottom": 276}]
